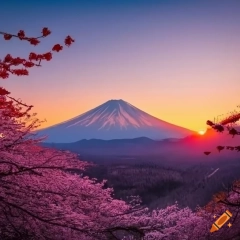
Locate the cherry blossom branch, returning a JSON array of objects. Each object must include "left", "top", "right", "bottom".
[
  {"left": 7, "top": 95, "right": 33, "bottom": 109},
  {"left": 204, "top": 108, "right": 240, "bottom": 156},
  {"left": 0, "top": 28, "right": 74, "bottom": 79},
  {"left": 0, "top": 28, "right": 51, "bottom": 42},
  {"left": 0, "top": 198, "right": 91, "bottom": 234}
]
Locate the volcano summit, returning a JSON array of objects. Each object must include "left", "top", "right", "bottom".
[{"left": 37, "top": 99, "right": 194, "bottom": 143}]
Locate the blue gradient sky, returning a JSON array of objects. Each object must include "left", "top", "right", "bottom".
[{"left": 1, "top": 0, "right": 240, "bottom": 131}]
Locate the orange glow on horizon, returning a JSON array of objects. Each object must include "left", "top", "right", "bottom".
[{"left": 198, "top": 130, "right": 206, "bottom": 135}]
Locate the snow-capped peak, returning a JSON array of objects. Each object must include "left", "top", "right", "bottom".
[
  {"left": 37, "top": 99, "right": 194, "bottom": 142},
  {"left": 65, "top": 99, "right": 154, "bottom": 130}
]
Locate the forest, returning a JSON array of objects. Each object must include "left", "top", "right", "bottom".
[{"left": 83, "top": 155, "right": 240, "bottom": 210}]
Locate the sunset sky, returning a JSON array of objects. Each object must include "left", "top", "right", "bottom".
[{"left": 1, "top": 0, "right": 240, "bottom": 132}]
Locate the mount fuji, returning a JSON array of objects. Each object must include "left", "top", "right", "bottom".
[{"left": 37, "top": 99, "right": 194, "bottom": 143}]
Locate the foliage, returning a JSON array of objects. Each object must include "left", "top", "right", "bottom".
[
  {"left": 0, "top": 28, "right": 74, "bottom": 79},
  {"left": 205, "top": 110, "right": 240, "bottom": 155}
]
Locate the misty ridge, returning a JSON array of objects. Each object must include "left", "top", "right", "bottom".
[{"left": 42, "top": 128, "right": 239, "bottom": 157}]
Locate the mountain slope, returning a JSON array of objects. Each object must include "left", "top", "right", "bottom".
[{"left": 37, "top": 99, "right": 194, "bottom": 142}]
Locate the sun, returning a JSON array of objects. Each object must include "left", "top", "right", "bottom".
[{"left": 198, "top": 129, "right": 206, "bottom": 135}]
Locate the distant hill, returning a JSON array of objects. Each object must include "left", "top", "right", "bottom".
[{"left": 41, "top": 129, "right": 239, "bottom": 158}]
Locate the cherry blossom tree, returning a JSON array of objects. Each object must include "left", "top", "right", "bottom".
[
  {"left": 2, "top": 27, "right": 239, "bottom": 240},
  {"left": 0, "top": 28, "right": 74, "bottom": 79},
  {"left": 0, "top": 28, "right": 144, "bottom": 240}
]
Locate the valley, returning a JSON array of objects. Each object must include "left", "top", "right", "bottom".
[{"left": 80, "top": 154, "right": 240, "bottom": 210}]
